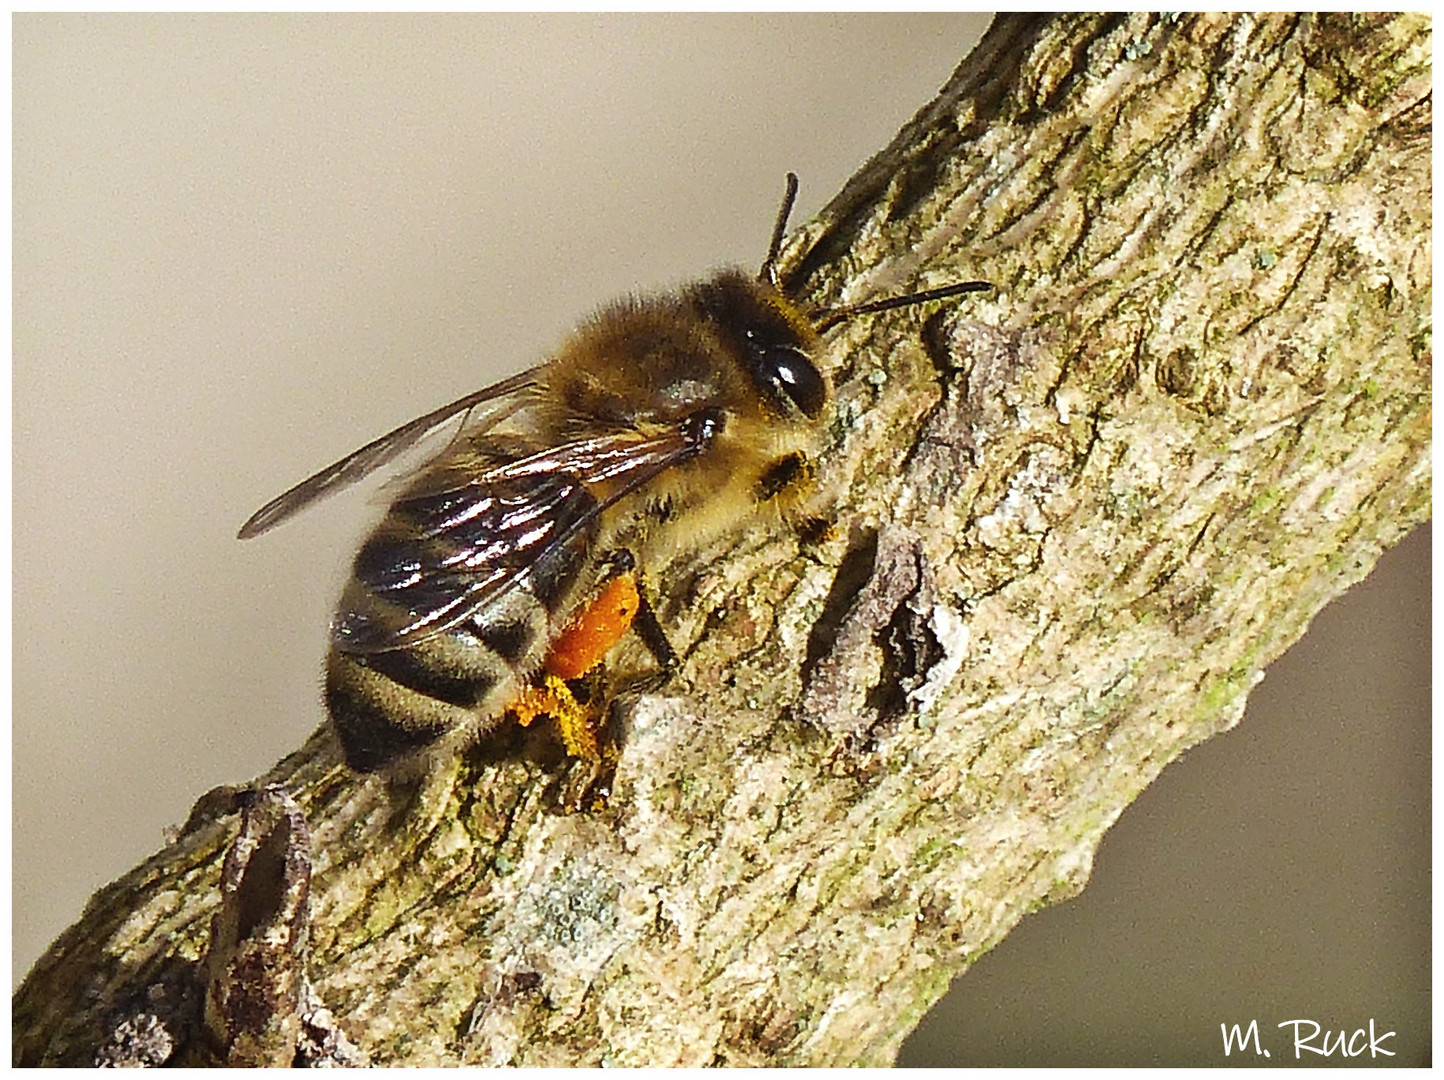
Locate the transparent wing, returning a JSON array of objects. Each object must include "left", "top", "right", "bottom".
[
  {"left": 237, "top": 368, "right": 540, "bottom": 539},
  {"left": 331, "top": 419, "right": 711, "bottom": 654}
]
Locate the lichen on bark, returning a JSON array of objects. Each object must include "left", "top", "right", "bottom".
[{"left": 14, "top": 12, "right": 1430, "bottom": 1067}]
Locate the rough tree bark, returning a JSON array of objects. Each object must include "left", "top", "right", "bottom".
[{"left": 14, "top": 13, "right": 1431, "bottom": 1067}]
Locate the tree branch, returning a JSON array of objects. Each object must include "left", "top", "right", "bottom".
[{"left": 14, "top": 13, "right": 1430, "bottom": 1067}]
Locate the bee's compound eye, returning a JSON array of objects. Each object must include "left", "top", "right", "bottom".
[{"left": 762, "top": 345, "right": 827, "bottom": 419}]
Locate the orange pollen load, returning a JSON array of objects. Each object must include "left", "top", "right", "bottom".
[{"left": 543, "top": 572, "right": 642, "bottom": 681}]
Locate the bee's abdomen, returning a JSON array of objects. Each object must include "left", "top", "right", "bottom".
[
  {"left": 326, "top": 590, "right": 570, "bottom": 771},
  {"left": 326, "top": 635, "right": 512, "bottom": 773},
  {"left": 325, "top": 657, "right": 468, "bottom": 772},
  {"left": 324, "top": 457, "right": 601, "bottom": 771},
  {"left": 346, "top": 643, "right": 499, "bottom": 709}
]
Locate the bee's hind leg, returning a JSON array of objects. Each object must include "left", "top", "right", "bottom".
[
  {"left": 550, "top": 551, "right": 681, "bottom": 810},
  {"left": 566, "top": 587, "right": 681, "bottom": 810}
]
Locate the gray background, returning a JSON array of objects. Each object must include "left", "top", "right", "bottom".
[{"left": 14, "top": 15, "right": 1429, "bottom": 1065}]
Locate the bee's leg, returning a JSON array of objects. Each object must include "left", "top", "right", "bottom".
[
  {"left": 590, "top": 547, "right": 677, "bottom": 688},
  {"left": 509, "top": 673, "right": 610, "bottom": 812},
  {"left": 573, "top": 561, "right": 679, "bottom": 810},
  {"left": 628, "top": 586, "right": 678, "bottom": 686},
  {"left": 538, "top": 550, "right": 678, "bottom": 809},
  {"left": 581, "top": 696, "right": 635, "bottom": 807},
  {"left": 563, "top": 580, "right": 678, "bottom": 811},
  {"left": 510, "top": 672, "right": 616, "bottom": 773}
]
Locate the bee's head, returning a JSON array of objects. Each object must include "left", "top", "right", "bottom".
[
  {"left": 551, "top": 174, "right": 986, "bottom": 441},
  {"left": 688, "top": 270, "right": 828, "bottom": 422}
]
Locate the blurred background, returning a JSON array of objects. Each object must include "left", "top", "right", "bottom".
[{"left": 14, "top": 15, "right": 1429, "bottom": 1065}]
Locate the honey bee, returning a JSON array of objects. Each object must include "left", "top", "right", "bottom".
[{"left": 239, "top": 176, "right": 988, "bottom": 775}]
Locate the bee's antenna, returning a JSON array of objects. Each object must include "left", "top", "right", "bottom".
[
  {"left": 759, "top": 172, "right": 800, "bottom": 288},
  {"left": 758, "top": 172, "right": 991, "bottom": 327},
  {"left": 813, "top": 279, "right": 993, "bottom": 333}
]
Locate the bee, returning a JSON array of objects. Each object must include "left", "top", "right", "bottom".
[{"left": 239, "top": 175, "right": 988, "bottom": 776}]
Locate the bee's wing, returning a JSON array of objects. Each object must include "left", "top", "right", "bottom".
[
  {"left": 332, "top": 423, "right": 704, "bottom": 654},
  {"left": 237, "top": 368, "right": 540, "bottom": 539}
]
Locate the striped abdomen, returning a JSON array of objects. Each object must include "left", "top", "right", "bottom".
[{"left": 325, "top": 465, "right": 597, "bottom": 773}]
